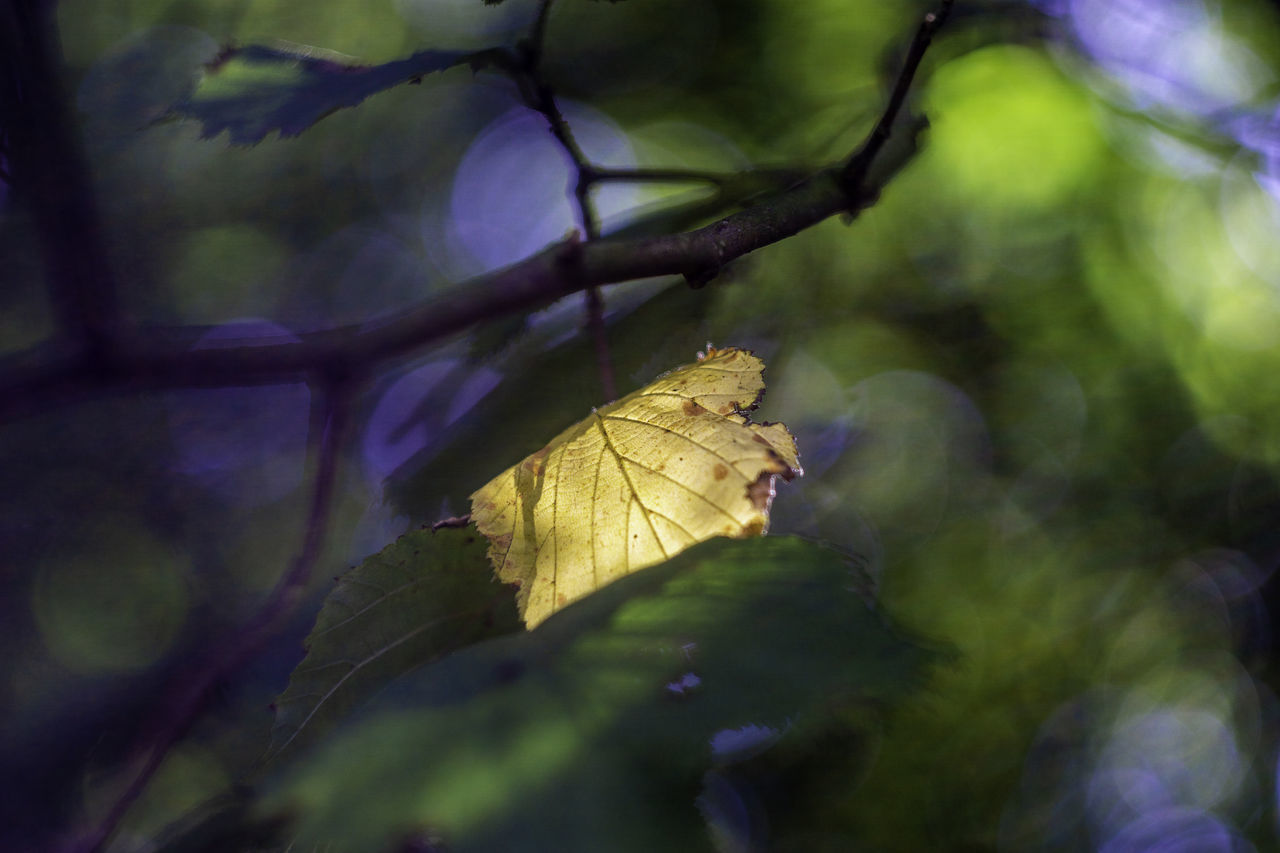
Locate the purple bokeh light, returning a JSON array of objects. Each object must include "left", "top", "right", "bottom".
[
  {"left": 1098, "top": 807, "right": 1251, "bottom": 853},
  {"left": 1064, "top": 0, "right": 1266, "bottom": 117},
  {"left": 1093, "top": 708, "right": 1243, "bottom": 818},
  {"left": 1051, "top": 0, "right": 1280, "bottom": 211},
  {"left": 361, "top": 358, "right": 502, "bottom": 486},
  {"left": 446, "top": 103, "right": 637, "bottom": 274},
  {"left": 1174, "top": 549, "right": 1274, "bottom": 658},
  {"left": 166, "top": 321, "right": 310, "bottom": 504}
]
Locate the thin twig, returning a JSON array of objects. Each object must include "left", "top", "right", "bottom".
[
  {"left": 519, "top": 75, "right": 597, "bottom": 236},
  {"left": 517, "top": 0, "right": 617, "bottom": 397},
  {"left": 842, "top": 0, "right": 954, "bottom": 200},
  {"left": 64, "top": 382, "right": 351, "bottom": 853}
]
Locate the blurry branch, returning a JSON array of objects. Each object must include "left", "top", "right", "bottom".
[
  {"left": 525, "top": 0, "right": 555, "bottom": 69},
  {"left": 0, "top": 152, "right": 906, "bottom": 421},
  {"left": 65, "top": 383, "right": 352, "bottom": 853},
  {"left": 0, "top": 0, "right": 949, "bottom": 422},
  {"left": 515, "top": 0, "right": 617, "bottom": 398},
  {"left": 0, "top": 0, "right": 120, "bottom": 360},
  {"left": 0, "top": 133, "right": 12, "bottom": 184}
]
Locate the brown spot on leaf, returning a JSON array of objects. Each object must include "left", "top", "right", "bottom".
[
  {"left": 713, "top": 463, "right": 729, "bottom": 481},
  {"left": 682, "top": 400, "right": 707, "bottom": 417},
  {"left": 746, "top": 472, "right": 777, "bottom": 511},
  {"left": 752, "top": 434, "right": 771, "bottom": 446}
]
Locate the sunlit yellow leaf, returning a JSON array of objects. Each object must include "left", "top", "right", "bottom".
[{"left": 470, "top": 346, "right": 802, "bottom": 627}]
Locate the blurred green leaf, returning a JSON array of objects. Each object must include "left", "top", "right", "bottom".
[
  {"left": 263, "top": 526, "right": 520, "bottom": 768},
  {"left": 261, "top": 536, "right": 936, "bottom": 851},
  {"left": 170, "top": 44, "right": 483, "bottom": 144}
]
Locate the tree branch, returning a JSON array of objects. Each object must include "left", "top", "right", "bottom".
[
  {"left": 63, "top": 381, "right": 351, "bottom": 853},
  {"left": 842, "top": 0, "right": 954, "bottom": 198},
  {"left": 517, "top": 0, "right": 618, "bottom": 397},
  {"left": 0, "top": 151, "right": 926, "bottom": 422},
  {"left": 0, "top": 164, "right": 852, "bottom": 420},
  {"left": 0, "top": 1, "right": 121, "bottom": 358},
  {"left": 0, "top": 0, "right": 951, "bottom": 420},
  {"left": 525, "top": 0, "right": 555, "bottom": 70}
]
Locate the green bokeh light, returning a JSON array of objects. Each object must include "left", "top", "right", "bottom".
[
  {"left": 169, "top": 224, "right": 289, "bottom": 322},
  {"left": 31, "top": 520, "right": 190, "bottom": 673},
  {"left": 923, "top": 45, "right": 1106, "bottom": 215}
]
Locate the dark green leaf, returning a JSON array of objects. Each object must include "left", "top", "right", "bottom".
[
  {"left": 170, "top": 44, "right": 483, "bottom": 144},
  {"left": 263, "top": 526, "right": 520, "bottom": 768},
  {"left": 260, "top": 537, "right": 937, "bottom": 851}
]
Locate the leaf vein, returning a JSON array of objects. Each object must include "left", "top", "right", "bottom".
[
  {"left": 595, "top": 413, "right": 668, "bottom": 561},
  {"left": 618, "top": 458, "right": 745, "bottom": 526},
  {"left": 312, "top": 579, "right": 418, "bottom": 639},
  {"left": 271, "top": 611, "right": 476, "bottom": 759},
  {"left": 601, "top": 412, "right": 750, "bottom": 470}
]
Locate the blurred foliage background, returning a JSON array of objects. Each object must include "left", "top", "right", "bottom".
[{"left": 7, "top": 0, "right": 1280, "bottom": 849}]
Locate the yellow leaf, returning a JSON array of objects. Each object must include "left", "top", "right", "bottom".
[{"left": 470, "top": 346, "right": 803, "bottom": 628}]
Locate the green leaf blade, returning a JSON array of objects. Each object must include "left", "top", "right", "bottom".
[
  {"left": 262, "top": 536, "right": 940, "bottom": 851},
  {"left": 170, "top": 45, "right": 480, "bottom": 144},
  {"left": 263, "top": 526, "right": 520, "bottom": 767}
]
